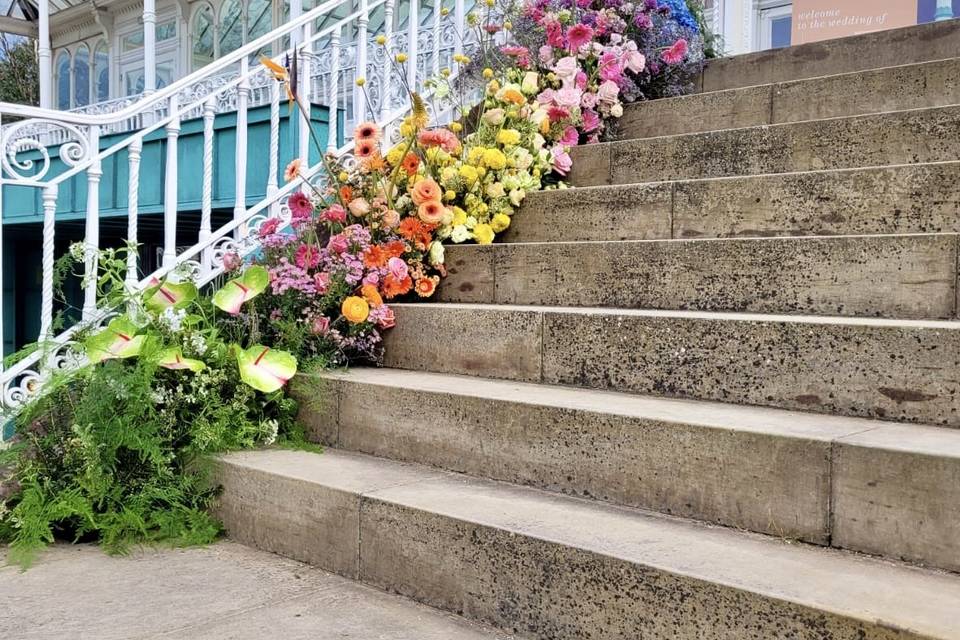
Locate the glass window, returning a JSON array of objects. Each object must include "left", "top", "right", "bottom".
[
  {"left": 248, "top": 0, "right": 272, "bottom": 41},
  {"left": 157, "top": 19, "right": 177, "bottom": 42},
  {"left": 219, "top": 0, "right": 244, "bottom": 55},
  {"left": 121, "top": 30, "right": 144, "bottom": 52},
  {"left": 192, "top": 3, "right": 216, "bottom": 70},
  {"left": 73, "top": 44, "right": 90, "bottom": 107},
  {"left": 56, "top": 51, "right": 71, "bottom": 109},
  {"left": 771, "top": 16, "right": 792, "bottom": 49},
  {"left": 94, "top": 41, "right": 109, "bottom": 102}
]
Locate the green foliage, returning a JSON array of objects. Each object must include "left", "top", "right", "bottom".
[
  {"left": 686, "top": 0, "right": 724, "bottom": 59},
  {"left": 0, "top": 35, "right": 39, "bottom": 106}
]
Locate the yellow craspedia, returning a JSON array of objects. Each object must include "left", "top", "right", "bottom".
[
  {"left": 441, "top": 7, "right": 450, "bottom": 15},
  {"left": 482, "top": 68, "right": 494, "bottom": 79},
  {"left": 342, "top": 296, "right": 370, "bottom": 324},
  {"left": 473, "top": 223, "right": 495, "bottom": 244},
  {"left": 399, "top": 122, "right": 414, "bottom": 137},
  {"left": 375, "top": 35, "right": 387, "bottom": 45},
  {"left": 503, "top": 21, "right": 513, "bottom": 30},
  {"left": 444, "top": 189, "right": 456, "bottom": 201},
  {"left": 338, "top": 171, "right": 349, "bottom": 182},
  {"left": 441, "top": 67, "right": 451, "bottom": 78},
  {"left": 484, "top": 0, "right": 495, "bottom": 7},
  {"left": 496, "top": 129, "right": 521, "bottom": 146},
  {"left": 355, "top": 77, "right": 366, "bottom": 87},
  {"left": 450, "top": 122, "right": 463, "bottom": 132},
  {"left": 491, "top": 212, "right": 511, "bottom": 233},
  {"left": 482, "top": 148, "right": 507, "bottom": 170},
  {"left": 396, "top": 53, "right": 408, "bottom": 63}
]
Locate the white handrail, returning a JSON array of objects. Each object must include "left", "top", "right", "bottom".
[{"left": 0, "top": 0, "right": 347, "bottom": 126}]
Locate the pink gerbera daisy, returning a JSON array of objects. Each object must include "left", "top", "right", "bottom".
[
  {"left": 566, "top": 23, "right": 594, "bottom": 53},
  {"left": 662, "top": 38, "right": 689, "bottom": 65},
  {"left": 288, "top": 191, "right": 313, "bottom": 219}
]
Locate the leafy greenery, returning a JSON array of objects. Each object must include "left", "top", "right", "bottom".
[
  {"left": 0, "top": 247, "right": 304, "bottom": 566},
  {"left": 686, "top": 0, "right": 724, "bottom": 59},
  {"left": 0, "top": 35, "right": 39, "bottom": 105}
]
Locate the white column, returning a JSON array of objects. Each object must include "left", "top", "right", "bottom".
[
  {"left": 453, "top": 0, "right": 464, "bottom": 57},
  {"left": 162, "top": 96, "right": 180, "bottom": 267},
  {"left": 38, "top": 0, "right": 52, "bottom": 108},
  {"left": 267, "top": 82, "right": 281, "bottom": 216},
  {"left": 82, "top": 126, "right": 102, "bottom": 321},
  {"left": 234, "top": 58, "right": 250, "bottom": 235},
  {"left": 380, "top": 0, "right": 396, "bottom": 120},
  {"left": 125, "top": 138, "right": 142, "bottom": 288},
  {"left": 407, "top": 0, "right": 419, "bottom": 90},
  {"left": 300, "top": 22, "right": 314, "bottom": 164},
  {"left": 354, "top": 0, "right": 369, "bottom": 123},
  {"left": 431, "top": 0, "right": 441, "bottom": 76},
  {"left": 201, "top": 97, "right": 215, "bottom": 274},
  {"left": 143, "top": 0, "right": 157, "bottom": 93},
  {"left": 290, "top": 0, "right": 302, "bottom": 47},
  {"left": 39, "top": 185, "right": 58, "bottom": 337},
  {"left": 326, "top": 26, "right": 340, "bottom": 153}
]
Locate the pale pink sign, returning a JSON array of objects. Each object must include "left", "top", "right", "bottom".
[{"left": 791, "top": 0, "right": 918, "bottom": 45}]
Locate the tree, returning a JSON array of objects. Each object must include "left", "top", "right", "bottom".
[{"left": 0, "top": 34, "right": 39, "bottom": 105}]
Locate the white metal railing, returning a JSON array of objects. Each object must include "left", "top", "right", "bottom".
[{"left": 0, "top": 0, "right": 480, "bottom": 416}]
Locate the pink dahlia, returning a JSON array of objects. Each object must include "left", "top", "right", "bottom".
[
  {"left": 662, "top": 39, "right": 689, "bottom": 65},
  {"left": 566, "top": 23, "right": 594, "bottom": 53}
]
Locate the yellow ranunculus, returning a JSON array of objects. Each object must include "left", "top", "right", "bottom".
[
  {"left": 482, "top": 148, "right": 507, "bottom": 170},
  {"left": 473, "top": 223, "right": 495, "bottom": 245},
  {"left": 342, "top": 296, "right": 370, "bottom": 324},
  {"left": 451, "top": 206, "right": 467, "bottom": 226},
  {"left": 491, "top": 213, "right": 511, "bottom": 233},
  {"left": 458, "top": 165, "right": 479, "bottom": 184},
  {"left": 496, "top": 129, "right": 521, "bottom": 146}
]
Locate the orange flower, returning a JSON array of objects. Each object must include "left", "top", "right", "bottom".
[
  {"left": 363, "top": 245, "right": 388, "bottom": 268},
  {"left": 415, "top": 276, "right": 439, "bottom": 298},
  {"left": 382, "top": 274, "right": 413, "bottom": 299},
  {"left": 361, "top": 284, "right": 384, "bottom": 307},
  {"left": 411, "top": 178, "right": 441, "bottom": 205},
  {"left": 397, "top": 217, "right": 435, "bottom": 249},
  {"left": 284, "top": 158, "right": 302, "bottom": 182},
  {"left": 401, "top": 153, "right": 420, "bottom": 176},
  {"left": 356, "top": 139, "right": 377, "bottom": 158},
  {"left": 418, "top": 200, "right": 446, "bottom": 224},
  {"left": 341, "top": 296, "right": 370, "bottom": 323},
  {"left": 383, "top": 239, "right": 407, "bottom": 258},
  {"left": 500, "top": 87, "right": 525, "bottom": 105},
  {"left": 339, "top": 185, "right": 353, "bottom": 203},
  {"left": 363, "top": 153, "right": 386, "bottom": 172}
]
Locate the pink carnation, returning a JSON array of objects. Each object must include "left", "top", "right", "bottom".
[
  {"left": 417, "top": 128, "right": 460, "bottom": 153},
  {"left": 310, "top": 315, "right": 330, "bottom": 335},
  {"left": 559, "top": 126, "right": 579, "bottom": 147},
  {"left": 662, "top": 39, "right": 689, "bottom": 65},
  {"left": 314, "top": 271, "right": 330, "bottom": 293},
  {"left": 599, "top": 51, "right": 623, "bottom": 82},
  {"left": 582, "top": 109, "right": 600, "bottom": 133}
]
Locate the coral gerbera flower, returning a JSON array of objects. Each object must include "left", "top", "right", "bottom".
[
  {"left": 288, "top": 191, "right": 313, "bottom": 218},
  {"left": 284, "top": 158, "right": 302, "bottom": 182},
  {"left": 401, "top": 152, "right": 420, "bottom": 176},
  {"left": 415, "top": 276, "right": 439, "bottom": 298},
  {"left": 353, "top": 121, "right": 381, "bottom": 143},
  {"left": 662, "top": 38, "right": 689, "bottom": 65},
  {"left": 566, "top": 23, "right": 594, "bottom": 52},
  {"left": 382, "top": 273, "right": 413, "bottom": 298},
  {"left": 356, "top": 139, "right": 377, "bottom": 158}
]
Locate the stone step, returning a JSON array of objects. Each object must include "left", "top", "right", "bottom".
[
  {"left": 511, "top": 162, "right": 960, "bottom": 243},
  {"left": 621, "top": 57, "right": 960, "bottom": 139},
  {"left": 214, "top": 448, "right": 960, "bottom": 640},
  {"left": 439, "top": 234, "right": 958, "bottom": 320},
  {"left": 568, "top": 105, "right": 960, "bottom": 187},
  {"left": 297, "top": 368, "right": 960, "bottom": 573},
  {"left": 700, "top": 19, "right": 960, "bottom": 92},
  {"left": 381, "top": 303, "right": 960, "bottom": 428}
]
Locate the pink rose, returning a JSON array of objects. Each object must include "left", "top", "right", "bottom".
[
  {"left": 382, "top": 209, "right": 400, "bottom": 229},
  {"left": 363, "top": 272, "right": 380, "bottom": 286},
  {"left": 581, "top": 91, "right": 598, "bottom": 109},
  {"left": 310, "top": 315, "right": 330, "bottom": 335},
  {"left": 555, "top": 87, "right": 583, "bottom": 110},
  {"left": 321, "top": 204, "right": 347, "bottom": 223},
  {"left": 597, "top": 80, "right": 619, "bottom": 105},
  {"left": 599, "top": 51, "right": 622, "bottom": 82},
  {"left": 222, "top": 252, "right": 242, "bottom": 272},
  {"left": 551, "top": 56, "right": 579, "bottom": 86},
  {"left": 377, "top": 306, "right": 396, "bottom": 329},
  {"left": 314, "top": 271, "right": 330, "bottom": 293},
  {"left": 348, "top": 197, "right": 370, "bottom": 217},
  {"left": 387, "top": 256, "right": 408, "bottom": 281},
  {"left": 538, "top": 45, "right": 555, "bottom": 66},
  {"left": 550, "top": 146, "right": 573, "bottom": 176},
  {"left": 327, "top": 234, "right": 348, "bottom": 253}
]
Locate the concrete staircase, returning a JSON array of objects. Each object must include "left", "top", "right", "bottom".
[{"left": 214, "top": 21, "right": 960, "bottom": 640}]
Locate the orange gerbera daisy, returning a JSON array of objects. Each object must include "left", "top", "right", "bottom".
[
  {"left": 397, "top": 217, "right": 436, "bottom": 248},
  {"left": 382, "top": 273, "right": 413, "bottom": 299},
  {"left": 415, "top": 276, "right": 439, "bottom": 298},
  {"left": 363, "top": 245, "right": 389, "bottom": 269},
  {"left": 383, "top": 239, "right": 407, "bottom": 258},
  {"left": 339, "top": 185, "right": 353, "bottom": 203},
  {"left": 363, "top": 153, "right": 386, "bottom": 172},
  {"left": 401, "top": 153, "right": 420, "bottom": 176}
]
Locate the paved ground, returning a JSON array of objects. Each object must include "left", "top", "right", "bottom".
[{"left": 0, "top": 541, "right": 514, "bottom": 640}]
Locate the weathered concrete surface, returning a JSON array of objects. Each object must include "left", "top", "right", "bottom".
[
  {"left": 212, "top": 449, "right": 445, "bottom": 578},
  {"left": 301, "top": 368, "right": 876, "bottom": 543},
  {"left": 515, "top": 163, "right": 960, "bottom": 242},
  {"left": 0, "top": 542, "right": 512, "bottom": 640},
  {"left": 622, "top": 58, "right": 960, "bottom": 140},
  {"left": 672, "top": 163, "right": 960, "bottom": 239},
  {"left": 505, "top": 182, "right": 673, "bottom": 243},
  {"left": 207, "top": 449, "right": 960, "bottom": 640},
  {"left": 385, "top": 304, "right": 960, "bottom": 427},
  {"left": 439, "top": 234, "right": 959, "bottom": 320},
  {"left": 833, "top": 424, "right": 960, "bottom": 573},
  {"left": 570, "top": 106, "right": 960, "bottom": 186},
  {"left": 701, "top": 20, "right": 960, "bottom": 91}
]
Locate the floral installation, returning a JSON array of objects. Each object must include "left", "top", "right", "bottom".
[{"left": 0, "top": 0, "right": 711, "bottom": 564}]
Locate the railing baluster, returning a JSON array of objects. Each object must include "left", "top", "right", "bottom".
[
  {"left": 327, "top": 26, "right": 341, "bottom": 153},
  {"left": 268, "top": 82, "right": 281, "bottom": 217},
  {"left": 454, "top": 0, "right": 464, "bottom": 57},
  {"left": 300, "top": 23, "right": 314, "bottom": 168},
  {"left": 381, "top": 0, "right": 396, "bottom": 121},
  {"left": 82, "top": 125, "right": 102, "bottom": 321},
  {"left": 125, "top": 138, "right": 142, "bottom": 289},
  {"left": 408, "top": 0, "right": 420, "bottom": 91},
  {"left": 162, "top": 96, "right": 180, "bottom": 268},
  {"left": 235, "top": 58, "right": 250, "bottom": 237},
  {"left": 201, "top": 97, "right": 215, "bottom": 274},
  {"left": 354, "top": 0, "right": 369, "bottom": 124},
  {"left": 39, "top": 185, "right": 58, "bottom": 338},
  {"left": 432, "top": 0, "right": 441, "bottom": 77}
]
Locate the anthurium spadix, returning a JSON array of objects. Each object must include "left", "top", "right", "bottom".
[
  {"left": 234, "top": 344, "right": 297, "bottom": 393},
  {"left": 212, "top": 266, "right": 270, "bottom": 315},
  {"left": 84, "top": 316, "right": 147, "bottom": 364},
  {"left": 157, "top": 348, "right": 206, "bottom": 373},
  {"left": 144, "top": 277, "right": 198, "bottom": 315}
]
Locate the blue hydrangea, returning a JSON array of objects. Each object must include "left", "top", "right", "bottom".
[{"left": 658, "top": 0, "right": 700, "bottom": 32}]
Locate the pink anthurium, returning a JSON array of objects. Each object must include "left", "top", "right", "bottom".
[
  {"left": 212, "top": 266, "right": 270, "bottom": 315},
  {"left": 144, "top": 277, "right": 198, "bottom": 314},
  {"left": 233, "top": 344, "right": 297, "bottom": 393},
  {"left": 156, "top": 348, "right": 206, "bottom": 373},
  {"left": 84, "top": 316, "right": 147, "bottom": 364}
]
